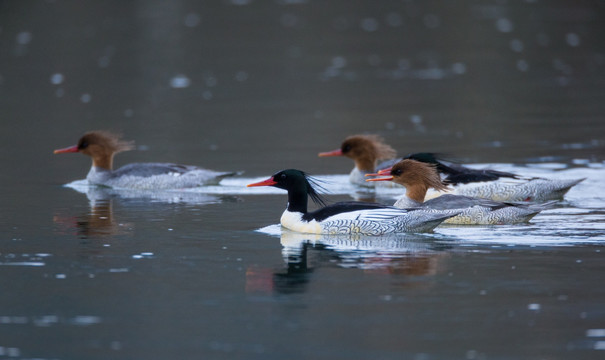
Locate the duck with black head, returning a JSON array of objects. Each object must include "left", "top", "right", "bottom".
[
  {"left": 247, "top": 168, "right": 459, "bottom": 235},
  {"left": 54, "top": 131, "right": 237, "bottom": 189}
]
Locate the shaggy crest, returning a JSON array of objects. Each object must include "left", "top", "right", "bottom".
[
  {"left": 391, "top": 159, "right": 450, "bottom": 192},
  {"left": 344, "top": 134, "right": 397, "bottom": 161},
  {"left": 79, "top": 130, "right": 135, "bottom": 154},
  {"left": 302, "top": 172, "right": 329, "bottom": 207}
]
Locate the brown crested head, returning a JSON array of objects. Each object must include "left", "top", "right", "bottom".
[
  {"left": 389, "top": 159, "right": 449, "bottom": 192},
  {"left": 77, "top": 131, "right": 134, "bottom": 156},
  {"left": 340, "top": 135, "right": 396, "bottom": 171},
  {"left": 76, "top": 131, "right": 134, "bottom": 169}
]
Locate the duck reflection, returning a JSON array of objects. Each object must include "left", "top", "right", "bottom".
[
  {"left": 246, "top": 229, "right": 451, "bottom": 296},
  {"left": 53, "top": 182, "right": 222, "bottom": 239},
  {"left": 280, "top": 230, "right": 450, "bottom": 275}
]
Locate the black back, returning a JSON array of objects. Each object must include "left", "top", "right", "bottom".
[{"left": 405, "top": 152, "right": 519, "bottom": 184}]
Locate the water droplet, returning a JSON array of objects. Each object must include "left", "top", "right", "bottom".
[
  {"left": 516, "top": 59, "right": 529, "bottom": 72},
  {"left": 50, "top": 73, "right": 64, "bottom": 85},
  {"left": 170, "top": 75, "right": 190, "bottom": 88},
  {"left": 331, "top": 56, "right": 346, "bottom": 68},
  {"left": 80, "top": 93, "right": 92, "bottom": 103},
  {"left": 205, "top": 76, "right": 217, "bottom": 87},
  {"left": 566, "top": 33, "right": 580, "bottom": 47},
  {"left": 16, "top": 31, "right": 32, "bottom": 44},
  {"left": 452, "top": 62, "right": 466, "bottom": 74},
  {"left": 360, "top": 18, "right": 379, "bottom": 32},
  {"left": 410, "top": 115, "right": 422, "bottom": 124},
  {"left": 495, "top": 18, "right": 513, "bottom": 33},
  {"left": 235, "top": 71, "right": 248, "bottom": 82},
  {"left": 510, "top": 39, "right": 524, "bottom": 52},
  {"left": 528, "top": 303, "right": 541, "bottom": 310},
  {"left": 385, "top": 12, "right": 403, "bottom": 27}
]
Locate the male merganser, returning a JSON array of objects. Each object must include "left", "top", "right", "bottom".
[
  {"left": 54, "top": 131, "right": 237, "bottom": 189},
  {"left": 318, "top": 134, "right": 400, "bottom": 187},
  {"left": 366, "top": 159, "right": 557, "bottom": 225},
  {"left": 247, "top": 169, "right": 458, "bottom": 235}
]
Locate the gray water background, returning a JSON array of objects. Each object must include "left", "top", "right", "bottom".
[{"left": 1, "top": 1, "right": 605, "bottom": 359}]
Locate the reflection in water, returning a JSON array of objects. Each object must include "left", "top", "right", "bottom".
[
  {"left": 280, "top": 230, "right": 450, "bottom": 275},
  {"left": 53, "top": 195, "right": 133, "bottom": 240},
  {"left": 53, "top": 182, "right": 223, "bottom": 240},
  {"left": 65, "top": 180, "right": 223, "bottom": 205},
  {"left": 246, "top": 229, "right": 451, "bottom": 295}
]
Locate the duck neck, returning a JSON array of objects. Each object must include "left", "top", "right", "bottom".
[
  {"left": 286, "top": 188, "right": 308, "bottom": 214},
  {"left": 405, "top": 183, "right": 428, "bottom": 203},
  {"left": 354, "top": 158, "right": 376, "bottom": 173},
  {"left": 92, "top": 154, "right": 114, "bottom": 171}
]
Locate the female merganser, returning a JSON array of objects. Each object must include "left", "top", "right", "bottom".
[
  {"left": 320, "top": 134, "right": 583, "bottom": 201},
  {"left": 246, "top": 169, "right": 458, "bottom": 235},
  {"left": 318, "top": 134, "right": 400, "bottom": 187},
  {"left": 54, "top": 131, "right": 237, "bottom": 189},
  {"left": 403, "top": 153, "right": 584, "bottom": 202},
  {"left": 366, "top": 159, "right": 556, "bottom": 225}
]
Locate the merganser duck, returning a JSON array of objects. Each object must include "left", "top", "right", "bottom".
[
  {"left": 320, "top": 134, "right": 583, "bottom": 201},
  {"left": 403, "top": 152, "right": 585, "bottom": 202},
  {"left": 246, "top": 169, "right": 458, "bottom": 235},
  {"left": 54, "top": 131, "right": 237, "bottom": 189},
  {"left": 318, "top": 135, "right": 400, "bottom": 187},
  {"left": 366, "top": 159, "right": 557, "bottom": 225}
]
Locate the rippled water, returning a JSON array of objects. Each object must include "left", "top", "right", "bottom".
[{"left": 1, "top": 0, "right": 605, "bottom": 359}]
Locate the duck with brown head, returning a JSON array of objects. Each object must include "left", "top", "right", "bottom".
[
  {"left": 318, "top": 134, "right": 400, "bottom": 187},
  {"left": 54, "top": 131, "right": 238, "bottom": 190},
  {"left": 247, "top": 168, "right": 459, "bottom": 234},
  {"left": 367, "top": 159, "right": 557, "bottom": 225},
  {"left": 402, "top": 152, "right": 585, "bottom": 202}
]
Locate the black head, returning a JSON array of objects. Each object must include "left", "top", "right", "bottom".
[{"left": 247, "top": 169, "right": 327, "bottom": 208}]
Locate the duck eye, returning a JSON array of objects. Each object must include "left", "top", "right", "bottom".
[
  {"left": 280, "top": 173, "right": 287, "bottom": 180},
  {"left": 342, "top": 145, "right": 352, "bottom": 153},
  {"left": 79, "top": 141, "right": 89, "bottom": 150},
  {"left": 393, "top": 169, "right": 402, "bottom": 176}
]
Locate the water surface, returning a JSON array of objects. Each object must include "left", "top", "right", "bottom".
[{"left": 1, "top": 1, "right": 604, "bottom": 359}]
